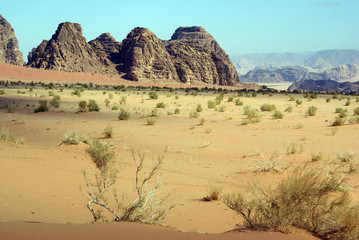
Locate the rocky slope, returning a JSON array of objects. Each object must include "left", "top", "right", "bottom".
[
  {"left": 288, "top": 79, "right": 359, "bottom": 93},
  {"left": 0, "top": 14, "right": 24, "bottom": 65},
  {"left": 304, "top": 49, "right": 359, "bottom": 69},
  {"left": 27, "top": 22, "right": 109, "bottom": 74},
  {"left": 27, "top": 23, "right": 238, "bottom": 86}
]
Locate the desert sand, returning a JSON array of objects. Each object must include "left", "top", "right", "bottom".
[{"left": 1, "top": 63, "right": 358, "bottom": 239}]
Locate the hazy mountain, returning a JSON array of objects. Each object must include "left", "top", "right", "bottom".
[
  {"left": 304, "top": 49, "right": 359, "bottom": 69},
  {"left": 288, "top": 79, "right": 359, "bottom": 93}
]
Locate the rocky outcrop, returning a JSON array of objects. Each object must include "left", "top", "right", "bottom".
[
  {"left": 27, "top": 22, "right": 108, "bottom": 73},
  {"left": 119, "top": 27, "right": 179, "bottom": 81},
  {"left": 304, "top": 50, "right": 359, "bottom": 69},
  {"left": 288, "top": 79, "right": 359, "bottom": 93},
  {"left": 0, "top": 14, "right": 24, "bottom": 65},
  {"left": 167, "top": 26, "right": 239, "bottom": 85},
  {"left": 27, "top": 22, "right": 238, "bottom": 85},
  {"left": 323, "top": 64, "right": 359, "bottom": 81}
]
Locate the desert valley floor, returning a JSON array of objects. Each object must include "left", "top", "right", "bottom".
[{"left": 1, "top": 72, "right": 359, "bottom": 239}]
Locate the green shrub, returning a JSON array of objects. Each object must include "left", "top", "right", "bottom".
[
  {"left": 103, "top": 124, "right": 113, "bottom": 139},
  {"left": 217, "top": 105, "right": 226, "bottom": 112},
  {"left": 78, "top": 101, "right": 88, "bottom": 112},
  {"left": 119, "top": 96, "right": 127, "bottom": 105},
  {"left": 207, "top": 100, "right": 216, "bottom": 109},
  {"left": 0, "top": 89, "right": 5, "bottom": 95},
  {"left": 284, "top": 106, "right": 293, "bottom": 113},
  {"left": 335, "top": 107, "right": 347, "bottom": 114},
  {"left": 146, "top": 117, "right": 156, "bottom": 125},
  {"left": 227, "top": 95, "right": 235, "bottom": 102},
  {"left": 156, "top": 102, "right": 166, "bottom": 108},
  {"left": 242, "top": 106, "right": 262, "bottom": 125},
  {"left": 149, "top": 91, "right": 158, "bottom": 100},
  {"left": 86, "top": 140, "right": 115, "bottom": 169},
  {"left": 196, "top": 104, "right": 203, "bottom": 112},
  {"left": 174, "top": 108, "right": 180, "bottom": 114},
  {"left": 353, "top": 107, "right": 359, "bottom": 116},
  {"left": 296, "top": 99, "right": 302, "bottom": 105},
  {"left": 348, "top": 116, "right": 359, "bottom": 125},
  {"left": 272, "top": 110, "right": 284, "bottom": 119},
  {"left": 203, "top": 184, "right": 222, "bottom": 201},
  {"left": 118, "top": 108, "right": 131, "bottom": 120},
  {"left": 34, "top": 100, "right": 49, "bottom": 113},
  {"left": 306, "top": 106, "right": 317, "bottom": 116},
  {"left": 105, "top": 99, "right": 110, "bottom": 107},
  {"left": 59, "top": 131, "right": 90, "bottom": 145},
  {"left": 260, "top": 104, "right": 276, "bottom": 111},
  {"left": 332, "top": 117, "right": 346, "bottom": 126},
  {"left": 199, "top": 117, "right": 205, "bottom": 125},
  {"left": 111, "top": 105, "right": 119, "bottom": 111},
  {"left": 50, "top": 97, "right": 60, "bottom": 108},
  {"left": 88, "top": 100, "right": 100, "bottom": 112},
  {"left": 189, "top": 111, "right": 200, "bottom": 118},
  {"left": 289, "top": 96, "right": 295, "bottom": 101},
  {"left": 326, "top": 98, "right": 331, "bottom": 103},
  {"left": 7, "top": 105, "right": 16, "bottom": 113},
  {"left": 0, "top": 126, "right": 25, "bottom": 144},
  {"left": 235, "top": 98, "right": 243, "bottom": 106}
]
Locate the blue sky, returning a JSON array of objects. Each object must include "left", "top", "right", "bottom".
[{"left": 2, "top": 0, "right": 359, "bottom": 60}]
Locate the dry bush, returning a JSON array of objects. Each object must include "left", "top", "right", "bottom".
[
  {"left": 247, "top": 152, "right": 288, "bottom": 173},
  {"left": 0, "top": 126, "right": 25, "bottom": 144},
  {"left": 103, "top": 124, "right": 114, "bottom": 139},
  {"left": 58, "top": 131, "right": 90, "bottom": 145},
  {"left": 223, "top": 169, "right": 359, "bottom": 240},
  {"left": 203, "top": 184, "right": 222, "bottom": 201},
  {"left": 83, "top": 147, "right": 173, "bottom": 224}
]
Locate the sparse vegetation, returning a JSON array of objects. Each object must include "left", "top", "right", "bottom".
[
  {"left": 242, "top": 106, "right": 262, "bottom": 125},
  {"left": 203, "top": 184, "right": 222, "bottom": 201},
  {"left": 306, "top": 106, "right": 317, "bottom": 116},
  {"left": 103, "top": 124, "right": 114, "bottom": 139},
  {"left": 260, "top": 103, "right": 276, "bottom": 111},
  {"left": 146, "top": 117, "right": 156, "bottom": 125},
  {"left": 156, "top": 102, "right": 166, "bottom": 108},
  {"left": 0, "top": 126, "right": 25, "bottom": 144},
  {"left": 58, "top": 131, "right": 90, "bottom": 145},
  {"left": 272, "top": 109, "right": 284, "bottom": 119},
  {"left": 118, "top": 108, "right": 131, "bottom": 120},
  {"left": 34, "top": 100, "right": 49, "bottom": 113}
]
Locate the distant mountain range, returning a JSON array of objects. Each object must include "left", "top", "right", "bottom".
[{"left": 288, "top": 80, "right": 359, "bottom": 93}]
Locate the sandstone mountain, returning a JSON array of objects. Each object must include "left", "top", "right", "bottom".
[
  {"left": 304, "top": 49, "right": 359, "bottom": 69},
  {"left": 27, "top": 22, "right": 238, "bottom": 86},
  {"left": 27, "top": 22, "right": 109, "bottom": 74},
  {"left": 288, "top": 79, "right": 359, "bottom": 93},
  {"left": 0, "top": 14, "right": 24, "bottom": 66}
]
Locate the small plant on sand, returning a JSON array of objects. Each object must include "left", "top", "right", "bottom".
[
  {"left": 286, "top": 143, "right": 304, "bottom": 154},
  {"left": 242, "top": 106, "right": 262, "bottom": 125},
  {"left": 311, "top": 152, "right": 323, "bottom": 162},
  {"left": 34, "top": 100, "right": 49, "bottom": 113},
  {"left": 295, "top": 99, "right": 302, "bottom": 105},
  {"left": 103, "top": 124, "right": 114, "bottom": 139},
  {"left": 272, "top": 110, "right": 284, "bottom": 119},
  {"left": 196, "top": 104, "right": 203, "bottom": 112},
  {"left": 199, "top": 117, "right": 205, "bottom": 125},
  {"left": 146, "top": 117, "right": 156, "bottom": 125},
  {"left": 247, "top": 152, "right": 288, "bottom": 173},
  {"left": 149, "top": 91, "right": 158, "bottom": 100},
  {"left": 174, "top": 108, "right": 180, "bottom": 114},
  {"left": 203, "top": 184, "right": 222, "bottom": 201},
  {"left": 156, "top": 102, "right": 166, "bottom": 108},
  {"left": 223, "top": 169, "right": 359, "bottom": 240},
  {"left": 58, "top": 131, "right": 90, "bottom": 145},
  {"left": 354, "top": 107, "right": 359, "bottom": 116},
  {"left": 189, "top": 111, "right": 200, "bottom": 118},
  {"left": 0, "top": 89, "right": 5, "bottom": 95},
  {"left": 88, "top": 99, "right": 100, "bottom": 112},
  {"left": 235, "top": 98, "right": 243, "bottom": 106},
  {"left": 83, "top": 148, "right": 173, "bottom": 223},
  {"left": 207, "top": 100, "right": 216, "bottom": 109},
  {"left": 118, "top": 108, "right": 131, "bottom": 120},
  {"left": 50, "top": 97, "right": 60, "bottom": 108},
  {"left": 284, "top": 106, "right": 293, "bottom": 113},
  {"left": 0, "top": 126, "right": 25, "bottom": 144},
  {"left": 332, "top": 117, "right": 346, "bottom": 126},
  {"left": 260, "top": 104, "right": 276, "bottom": 112},
  {"left": 78, "top": 101, "right": 88, "bottom": 112},
  {"left": 217, "top": 105, "right": 226, "bottom": 112},
  {"left": 306, "top": 106, "right": 317, "bottom": 117},
  {"left": 348, "top": 116, "right": 359, "bottom": 124},
  {"left": 119, "top": 96, "right": 127, "bottom": 105}
]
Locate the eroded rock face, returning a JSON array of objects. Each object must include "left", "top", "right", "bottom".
[
  {"left": 27, "top": 22, "right": 107, "bottom": 73},
  {"left": 0, "top": 14, "right": 24, "bottom": 65},
  {"left": 167, "top": 26, "right": 239, "bottom": 85},
  {"left": 89, "top": 33, "right": 122, "bottom": 64},
  {"left": 120, "top": 27, "right": 179, "bottom": 81}
]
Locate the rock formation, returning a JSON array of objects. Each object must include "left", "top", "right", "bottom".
[
  {"left": 288, "top": 79, "right": 359, "bottom": 93},
  {"left": 119, "top": 27, "right": 179, "bottom": 81},
  {"left": 27, "top": 22, "right": 108, "bottom": 73},
  {"left": 167, "top": 26, "right": 239, "bottom": 85},
  {"left": 0, "top": 14, "right": 24, "bottom": 65},
  {"left": 27, "top": 22, "right": 238, "bottom": 85}
]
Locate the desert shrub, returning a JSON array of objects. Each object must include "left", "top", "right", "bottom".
[
  {"left": 306, "top": 106, "right": 317, "bottom": 116},
  {"left": 345, "top": 99, "right": 351, "bottom": 106},
  {"left": 53, "top": 95, "right": 61, "bottom": 101},
  {"left": 207, "top": 100, "right": 216, "bottom": 109},
  {"left": 199, "top": 117, "right": 205, "bottom": 125},
  {"left": 0, "top": 126, "right": 25, "bottom": 144},
  {"left": 103, "top": 124, "right": 113, "bottom": 139},
  {"left": 189, "top": 111, "right": 200, "bottom": 118},
  {"left": 105, "top": 99, "right": 110, "bottom": 107},
  {"left": 83, "top": 150, "right": 172, "bottom": 223},
  {"left": 227, "top": 95, "right": 235, "bottom": 102},
  {"left": 284, "top": 106, "right": 293, "bottom": 113},
  {"left": 149, "top": 91, "right": 158, "bottom": 100},
  {"left": 242, "top": 106, "right": 262, "bottom": 125},
  {"left": 311, "top": 152, "right": 323, "bottom": 162},
  {"left": 71, "top": 89, "right": 81, "bottom": 97},
  {"left": 88, "top": 99, "right": 100, "bottom": 112},
  {"left": 348, "top": 116, "right": 359, "bottom": 124},
  {"left": 34, "top": 100, "right": 49, "bottom": 113},
  {"left": 337, "top": 148, "right": 356, "bottom": 163},
  {"left": 196, "top": 104, "right": 203, "bottom": 112},
  {"left": 174, "top": 108, "right": 180, "bottom": 114},
  {"left": 0, "top": 89, "right": 5, "bottom": 95},
  {"left": 119, "top": 96, "right": 127, "bottom": 105},
  {"left": 248, "top": 152, "right": 288, "bottom": 173},
  {"left": 260, "top": 104, "right": 276, "bottom": 111},
  {"left": 7, "top": 105, "right": 16, "bottom": 113},
  {"left": 335, "top": 107, "right": 347, "bottom": 114},
  {"left": 149, "top": 109, "right": 159, "bottom": 117},
  {"left": 146, "top": 117, "right": 156, "bottom": 125},
  {"left": 118, "top": 108, "right": 131, "bottom": 120},
  {"left": 111, "top": 105, "right": 119, "bottom": 111},
  {"left": 58, "top": 131, "right": 90, "bottom": 145},
  {"left": 286, "top": 143, "right": 303, "bottom": 154},
  {"left": 78, "top": 101, "right": 88, "bottom": 112},
  {"left": 326, "top": 98, "right": 331, "bottom": 103},
  {"left": 50, "top": 97, "right": 60, "bottom": 108},
  {"left": 295, "top": 99, "right": 302, "bottom": 105},
  {"left": 235, "top": 98, "right": 243, "bottom": 106},
  {"left": 353, "top": 107, "right": 359, "bottom": 116},
  {"left": 289, "top": 96, "right": 295, "bottom": 101},
  {"left": 272, "top": 110, "right": 284, "bottom": 119},
  {"left": 332, "top": 117, "right": 346, "bottom": 126},
  {"left": 203, "top": 184, "right": 222, "bottom": 201},
  {"left": 108, "top": 93, "right": 113, "bottom": 99},
  {"left": 223, "top": 170, "right": 359, "bottom": 239},
  {"left": 156, "top": 102, "right": 166, "bottom": 108},
  {"left": 217, "top": 105, "right": 226, "bottom": 112}
]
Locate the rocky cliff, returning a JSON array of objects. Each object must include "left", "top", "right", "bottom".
[
  {"left": 27, "top": 22, "right": 108, "bottom": 73},
  {"left": 167, "top": 26, "right": 239, "bottom": 85},
  {"left": 0, "top": 14, "right": 24, "bottom": 65},
  {"left": 27, "top": 22, "right": 238, "bottom": 85},
  {"left": 288, "top": 79, "right": 359, "bottom": 93}
]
